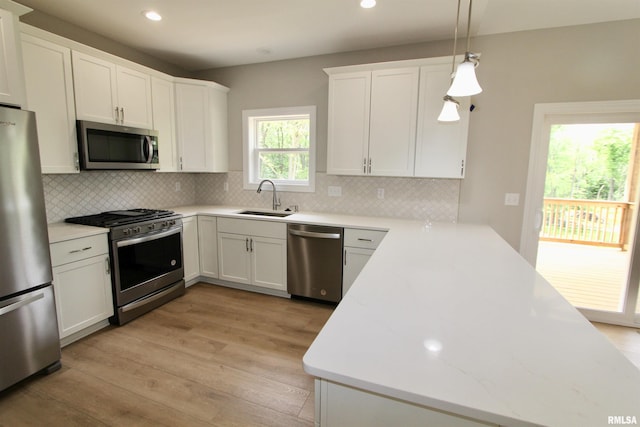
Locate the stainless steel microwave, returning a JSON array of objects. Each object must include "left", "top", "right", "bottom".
[{"left": 77, "top": 120, "right": 159, "bottom": 170}]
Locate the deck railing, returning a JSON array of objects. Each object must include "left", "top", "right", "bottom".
[{"left": 540, "top": 198, "right": 633, "bottom": 248}]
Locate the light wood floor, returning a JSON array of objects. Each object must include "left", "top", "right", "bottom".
[
  {"left": 0, "top": 283, "right": 334, "bottom": 426},
  {"left": 1, "top": 284, "right": 638, "bottom": 426}
]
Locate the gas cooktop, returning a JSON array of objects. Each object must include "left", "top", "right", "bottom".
[{"left": 65, "top": 209, "right": 176, "bottom": 228}]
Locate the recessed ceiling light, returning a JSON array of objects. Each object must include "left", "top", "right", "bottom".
[
  {"left": 142, "top": 10, "right": 162, "bottom": 21},
  {"left": 360, "top": 0, "right": 376, "bottom": 8}
]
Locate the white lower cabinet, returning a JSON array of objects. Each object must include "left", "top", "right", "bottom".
[
  {"left": 198, "top": 216, "right": 218, "bottom": 279},
  {"left": 217, "top": 218, "right": 287, "bottom": 292},
  {"left": 50, "top": 233, "right": 113, "bottom": 345},
  {"left": 343, "top": 228, "right": 387, "bottom": 297},
  {"left": 182, "top": 216, "right": 200, "bottom": 285}
]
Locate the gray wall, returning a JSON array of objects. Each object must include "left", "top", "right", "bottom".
[{"left": 195, "top": 19, "right": 640, "bottom": 250}]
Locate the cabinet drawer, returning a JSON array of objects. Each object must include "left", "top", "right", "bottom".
[
  {"left": 344, "top": 228, "right": 387, "bottom": 249},
  {"left": 50, "top": 234, "right": 109, "bottom": 267},
  {"left": 217, "top": 217, "right": 286, "bottom": 239}
]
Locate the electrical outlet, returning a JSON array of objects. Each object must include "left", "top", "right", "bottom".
[
  {"left": 504, "top": 193, "right": 520, "bottom": 206},
  {"left": 175, "top": 182, "right": 181, "bottom": 192},
  {"left": 223, "top": 181, "right": 229, "bottom": 192},
  {"left": 328, "top": 186, "right": 342, "bottom": 197},
  {"left": 377, "top": 188, "right": 385, "bottom": 199}
]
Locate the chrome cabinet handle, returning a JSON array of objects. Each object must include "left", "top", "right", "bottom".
[
  {"left": 120, "top": 107, "right": 125, "bottom": 123},
  {"left": 115, "top": 107, "right": 119, "bottom": 122},
  {"left": 105, "top": 257, "right": 110, "bottom": 275},
  {"left": 357, "top": 238, "right": 374, "bottom": 242},
  {"left": 69, "top": 246, "right": 92, "bottom": 254},
  {"left": 245, "top": 237, "right": 249, "bottom": 252},
  {"left": 250, "top": 238, "right": 253, "bottom": 252},
  {"left": 363, "top": 157, "right": 367, "bottom": 174},
  {"left": 368, "top": 158, "right": 372, "bottom": 174}
]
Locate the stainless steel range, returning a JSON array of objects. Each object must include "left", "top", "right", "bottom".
[{"left": 66, "top": 209, "right": 185, "bottom": 325}]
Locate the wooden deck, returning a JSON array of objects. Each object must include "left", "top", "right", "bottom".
[{"left": 536, "top": 241, "right": 630, "bottom": 312}]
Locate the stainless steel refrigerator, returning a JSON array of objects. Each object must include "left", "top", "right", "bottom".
[{"left": 0, "top": 105, "right": 61, "bottom": 392}]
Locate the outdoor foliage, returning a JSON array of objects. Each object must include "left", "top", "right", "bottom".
[
  {"left": 545, "top": 124, "right": 634, "bottom": 201},
  {"left": 256, "top": 117, "right": 310, "bottom": 181}
]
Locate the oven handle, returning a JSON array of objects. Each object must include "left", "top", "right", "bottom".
[
  {"left": 116, "top": 227, "right": 181, "bottom": 248},
  {"left": 120, "top": 282, "right": 183, "bottom": 313}
]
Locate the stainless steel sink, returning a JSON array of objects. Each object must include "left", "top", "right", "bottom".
[{"left": 236, "top": 210, "right": 293, "bottom": 218}]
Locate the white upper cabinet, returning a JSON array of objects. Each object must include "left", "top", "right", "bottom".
[
  {"left": 0, "top": 7, "right": 25, "bottom": 107},
  {"left": 415, "top": 61, "right": 470, "bottom": 178},
  {"left": 368, "top": 68, "right": 419, "bottom": 176},
  {"left": 326, "top": 67, "right": 418, "bottom": 177},
  {"left": 326, "top": 57, "right": 470, "bottom": 179},
  {"left": 326, "top": 66, "right": 418, "bottom": 177},
  {"left": 21, "top": 34, "right": 78, "bottom": 173},
  {"left": 326, "top": 71, "right": 371, "bottom": 175},
  {"left": 72, "top": 51, "right": 153, "bottom": 128},
  {"left": 175, "top": 78, "right": 229, "bottom": 173},
  {"left": 151, "top": 76, "right": 178, "bottom": 172}
]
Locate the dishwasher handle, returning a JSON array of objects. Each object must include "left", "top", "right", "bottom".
[{"left": 289, "top": 229, "right": 341, "bottom": 240}]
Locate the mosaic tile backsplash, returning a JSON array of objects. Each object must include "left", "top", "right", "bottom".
[
  {"left": 43, "top": 172, "right": 197, "bottom": 223},
  {"left": 43, "top": 171, "right": 460, "bottom": 223},
  {"left": 196, "top": 172, "right": 460, "bottom": 222}
]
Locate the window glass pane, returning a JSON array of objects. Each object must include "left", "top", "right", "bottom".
[
  {"left": 259, "top": 152, "right": 309, "bottom": 181},
  {"left": 256, "top": 118, "right": 310, "bottom": 149}
]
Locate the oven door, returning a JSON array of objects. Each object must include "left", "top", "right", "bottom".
[{"left": 111, "top": 226, "right": 184, "bottom": 307}]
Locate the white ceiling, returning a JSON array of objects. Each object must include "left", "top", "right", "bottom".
[{"left": 15, "top": 0, "right": 640, "bottom": 71}]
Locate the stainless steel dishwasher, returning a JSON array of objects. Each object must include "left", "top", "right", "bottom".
[{"left": 287, "top": 224, "right": 344, "bottom": 303}]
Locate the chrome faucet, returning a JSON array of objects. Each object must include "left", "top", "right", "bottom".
[{"left": 256, "top": 179, "right": 281, "bottom": 211}]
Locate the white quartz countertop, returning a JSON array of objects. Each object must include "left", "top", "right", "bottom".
[
  {"left": 47, "top": 222, "right": 109, "bottom": 243},
  {"left": 69, "top": 205, "right": 640, "bottom": 425}
]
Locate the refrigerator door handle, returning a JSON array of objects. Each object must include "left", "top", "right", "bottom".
[{"left": 0, "top": 291, "right": 45, "bottom": 316}]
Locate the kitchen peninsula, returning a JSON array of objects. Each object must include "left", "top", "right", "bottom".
[{"left": 170, "top": 206, "right": 640, "bottom": 427}]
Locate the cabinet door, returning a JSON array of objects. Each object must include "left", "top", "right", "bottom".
[
  {"left": 326, "top": 72, "right": 371, "bottom": 175},
  {"left": 198, "top": 216, "right": 218, "bottom": 278},
  {"left": 22, "top": 34, "right": 78, "bottom": 173},
  {"left": 218, "top": 232, "right": 252, "bottom": 284},
  {"left": 251, "top": 236, "right": 286, "bottom": 291},
  {"left": 72, "top": 51, "right": 118, "bottom": 124},
  {"left": 368, "top": 67, "right": 419, "bottom": 176},
  {"left": 175, "top": 82, "right": 211, "bottom": 172},
  {"left": 52, "top": 255, "right": 113, "bottom": 338},
  {"left": 415, "top": 64, "right": 470, "bottom": 178},
  {"left": 151, "top": 76, "right": 178, "bottom": 172},
  {"left": 0, "top": 9, "right": 25, "bottom": 107},
  {"left": 343, "top": 247, "right": 374, "bottom": 297},
  {"left": 116, "top": 66, "right": 153, "bottom": 128},
  {"left": 182, "top": 216, "right": 200, "bottom": 284}
]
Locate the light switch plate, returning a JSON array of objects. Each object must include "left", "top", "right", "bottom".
[{"left": 504, "top": 193, "right": 520, "bottom": 206}]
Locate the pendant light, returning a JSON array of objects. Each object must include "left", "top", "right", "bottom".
[
  {"left": 438, "top": 0, "right": 462, "bottom": 122},
  {"left": 447, "top": 0, "right": 482, "bottom": 97}
]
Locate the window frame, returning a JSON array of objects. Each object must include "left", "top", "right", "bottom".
[{"left": 243, "top": 106, "right": 316, "bottom": 193}]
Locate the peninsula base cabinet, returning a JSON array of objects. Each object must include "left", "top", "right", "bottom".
[
  {"left": 217, "top": 218, "right": 287, "bottom": 293},
  {"left": 50, "top": 233, "right": 113, "bottom": 346},
  {"left": 315, "top": 380, "right": 496, "bottom": 427},
  {"left": 343, "top": 228, "right": 387, "bottom": 297}
]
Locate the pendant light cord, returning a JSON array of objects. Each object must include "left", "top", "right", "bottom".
[
  {"left": 466, "top": 0, "right": 473, "bottom": 54},
  {"left": 450, "top": 0, "right": 461, "bottom": 78}
]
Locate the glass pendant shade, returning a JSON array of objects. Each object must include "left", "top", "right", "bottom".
[
  {"left": 447, "top": 59, "right": 482, "bottom": 96},
  {"left": 438, "top": 97, "right": 460, "bottom": 122}
]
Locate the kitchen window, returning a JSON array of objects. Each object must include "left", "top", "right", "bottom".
[{"left": 243, "top": 106, "right": 316, "bottom": 192}]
